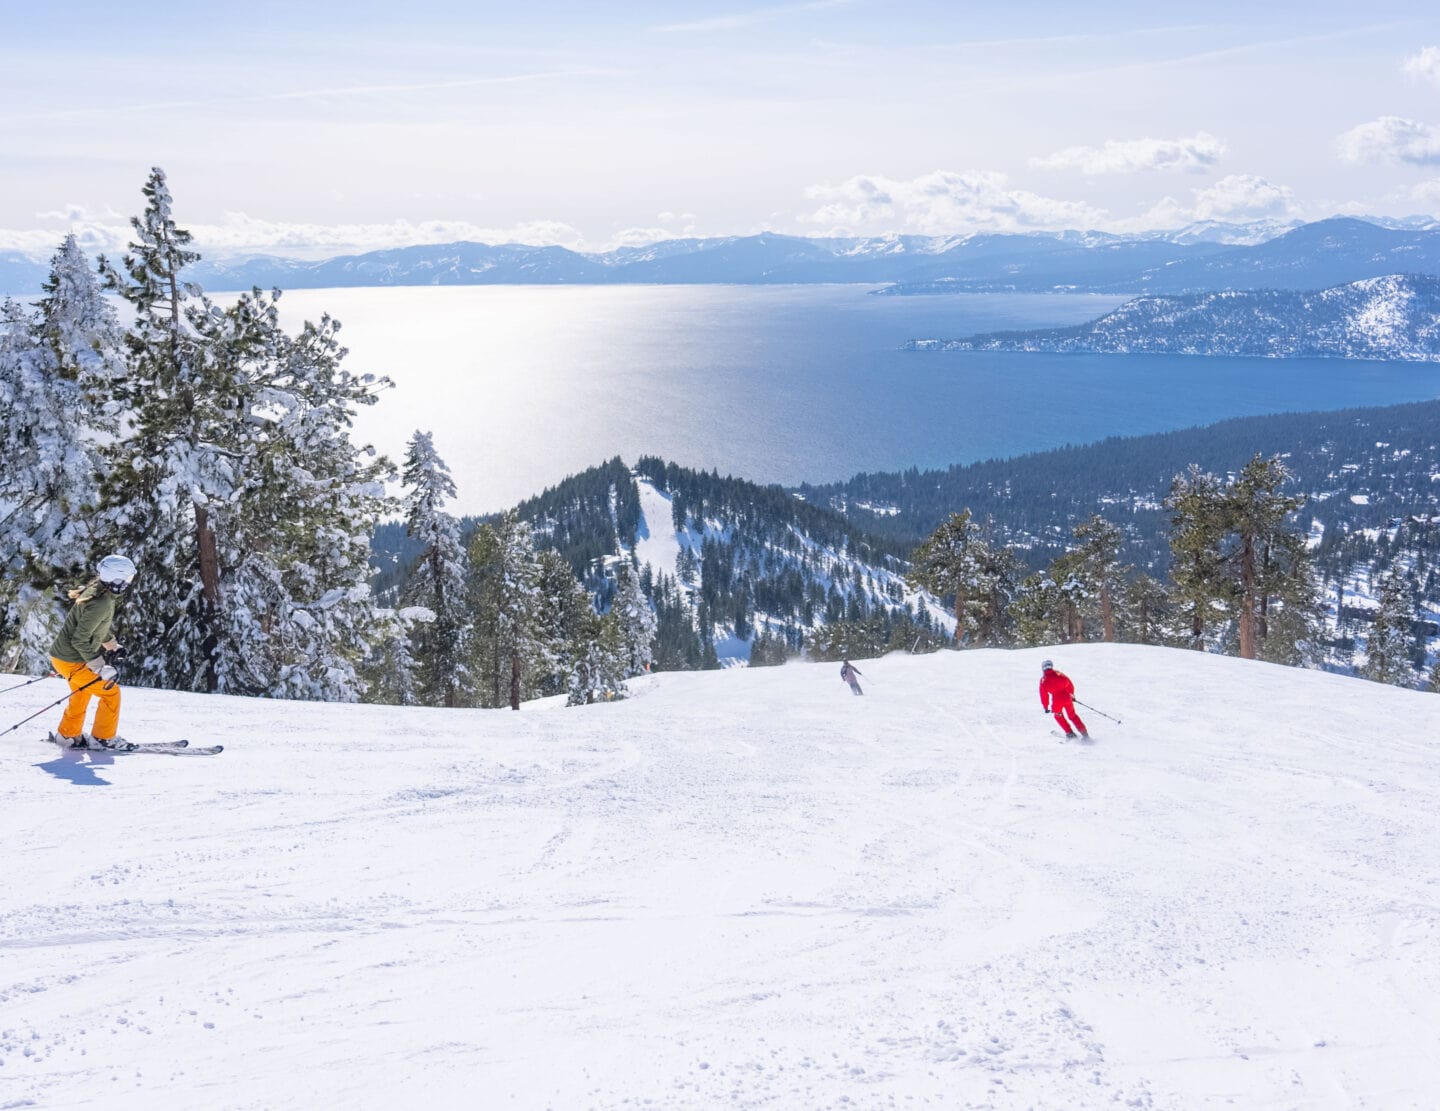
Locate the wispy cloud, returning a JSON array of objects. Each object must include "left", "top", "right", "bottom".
[
  {"left": 1402, "top": 45, "right": 1440, "bottom": 87},
  {"left": 1336, "top": 116, "right": 1440, "bottom": 166},
  {"left": 1030, "top": 132, "right": 1225, "bottom": 175},
  {"left": 1, "top": 69, "right": 614, "bottom": 127},
  {"left": 652, "top": 0, "right": 855, "bottom": 34}
]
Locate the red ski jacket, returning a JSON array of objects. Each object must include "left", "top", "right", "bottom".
[{"left": 1039, "top": 669, "right": 1075, "bottom": 711}]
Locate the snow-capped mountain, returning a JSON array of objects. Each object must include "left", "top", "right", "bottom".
[
  {"left": 4, "top": 644, "right": 1437, "bottom": 1108},
  {"left": 11, "top": 217, "right": 1440, "bottom": 296},
  {"left": 0, "top": 250, "right": 48, "bottom": 295},
  {"left": 907, "top": 273, "right": 1440, "bottom": 361}
]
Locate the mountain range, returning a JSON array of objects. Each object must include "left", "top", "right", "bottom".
[
  {"left": 5, "top": 216, "right": 1440, "bottom": 296},
  {"left": 904, "top": 273, "right": 1440, "bottom": 361}
]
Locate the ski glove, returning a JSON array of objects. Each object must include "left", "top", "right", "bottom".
[
  {"left": 99, "top": 665, "right": 118, "bottom": 682},
  {"left": 104, "top": 645, "right": 127, "bottom": 664}
]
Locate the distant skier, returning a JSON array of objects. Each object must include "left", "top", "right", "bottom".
[
  {"left": 49, "top": 554, "right": 136, "bottom": 749},
  {"left": 1039, "top": 659, "right": 1088, "bottom": 740},
  {"left": 840, "top": 659, "right": 864, "bottom": 696}
]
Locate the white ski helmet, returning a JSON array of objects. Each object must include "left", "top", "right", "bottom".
[
  {"left": 1041, "top": 659, "right": 1054, "bottom": 671},
  {"left": 97, "top": 553, "right": 137, "bottom": 591}
]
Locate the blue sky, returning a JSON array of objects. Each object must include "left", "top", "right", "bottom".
[{"left": 4, "top": 1, "right": 1440, "bottom": 256}]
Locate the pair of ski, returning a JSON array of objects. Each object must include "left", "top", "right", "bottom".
[
  {"left": 1051, "top": 730, "right": 1095, "bottom": 745},
  {"left": 48, "top": 733, "right": 223, "bottom": 756}
]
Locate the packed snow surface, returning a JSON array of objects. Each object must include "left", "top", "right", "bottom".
[{"left": 3, "top": 645, "right": 1438, "bottom": 1109}]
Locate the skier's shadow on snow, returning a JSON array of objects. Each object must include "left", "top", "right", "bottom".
[{"left": 36, "top": 749, "right": 115, "bottom": 787}]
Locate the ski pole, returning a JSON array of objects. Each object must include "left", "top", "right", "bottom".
[
  {"left": 0, "top": 674, "right": 103, "bottom": 739},
  {"left": 1075, "top": 699, "right": 1121, "bottom": 725},
  {"left": 0, "top": 673, "right": 54, "bottom": 697}
]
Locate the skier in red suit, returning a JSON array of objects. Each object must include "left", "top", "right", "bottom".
[{"left": 1039, "top": 659, "right": 1088, "bottom": 739}]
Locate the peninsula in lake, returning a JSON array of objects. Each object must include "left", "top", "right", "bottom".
[{"left": 904, "top": 274, "right": 1440, "bottom": 362}]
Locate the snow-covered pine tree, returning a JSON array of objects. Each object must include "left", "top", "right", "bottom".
[
  {"left": 400, "top": 431, "right": 472, "bottom": 707},
  {"left": 1071, "top": 515, "right": 1125, "bottom": 641},
  {"left": 566, "top": 609, "right": 627, "bottom": 706},
  {"left": 1362, "top": 572, "right": 1417, "bottom": 687},
  {"left": 1120, "top": 573, "right": 1173, "bottom": 646},
  {"left": 533, "top": 549, "right": 597, "bottom": 700},
  {"left": 1226, "top": 455, "right": 1305, "bottom": 660},
  {"left": 468, "top": 513, "right": 545, "bottom": 710},
  {"left": 1166, "top": 466, "right": 1233, "bottom": 650},
  {"left": 362, "top": 606, "right": 428, "bottom": 706},
  {"left": 612, "top": 562, "right": 657, "bottom": 677},
  {"left": 907, "top": 510, "right": 1018, "bottom": 646},
  {"left": 0, "top": 236, "right": 123, "bottom": 670},
  {"left": 99, "top": 169, "right": 393, "bottom": 698},
  {"left": 211, "top": 295, "right": 394, "bottom": 701}
]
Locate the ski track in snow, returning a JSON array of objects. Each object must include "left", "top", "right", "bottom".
[{"left": 2, "top": 644, "right": 1439, "bottom": 1109}]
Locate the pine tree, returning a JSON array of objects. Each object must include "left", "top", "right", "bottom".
[
  {"left": 492, "top": 513, "right": 543, "bottom": 710},
  {"left": 1071, "top": 515, "right": 1125, "bottom": 641},
  {"left": 99, "top": 169, "right": 394, "bottom": 698},
  {"left": 1121, "top": 573, "right": 1173, "bottom": 646},
  {"left": 612, "top": 562, "right": 657, "bottom": 677},
  {"left": 400, "top": 431, "right": 471, "bottom": 707},
  {"left": 1011, "top": 570, "right": 1065, "bottom": 647},
  {"left": 535, "top": 549, "right": 602, "bottom": 701},
  {"left": 363, "top": 607, "right": 425, "bottom": 706},
  {"left": 567, "top": 609, "right": 627, "bottom": 705},
  {"left": 1166, "top": 466, "right": 1231, "bottom": 649},
  {"left": 465, "top": 523, "right": 505, "bottom": 707},
  {"left": 0, "top": 237, "right": 123, "bottom": 670},
  {"left": 1227, "top": 455, "right": 1305, "bottom": 660},
  {"left": 1362, "top": 572, "right": 1416, "bottom": 687},
  {"left": 908, "top": 509, "right": 1017, "bottom": 645}
]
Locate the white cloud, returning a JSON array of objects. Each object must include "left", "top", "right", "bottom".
[
  {"left": 1030, "top": 132, "right": 1225, "bottom": 175},
  {"left": 1336, "top": 116, "right": 1440, "bottom": 166},
  {"left": 0, "top": 212, "right": 593, "bottom": 260},
  {"left": 0, "top": 208, "right": 716, "bottom": 260},
  {"left": 1402, "top": 45, "right": 1440, "bottom": 87},
  {"left": 1413, "top": 179, "right": 1440, "bottom": 206},
  {"left": 1191, "top": 174, "right": 1298, "bottom": 221},
  {"left": 803, "top": 170, "right": 1107, "bottom": 234}
]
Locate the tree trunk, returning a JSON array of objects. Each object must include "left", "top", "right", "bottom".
[
  {"left": 1138, "top": 596, "right": 1150, "bottom": 644},
  {"left": 1257, "top": 540, "right": 1272, "bottom": 646},
  {"left": 195, "top": 503, "right": 221, "bottom": 693},
  {"left": 1238, "top": 534, "right": 1257, "bottom": 659},
  {"left": 1100, "top": 580, "right": 1114, "bottom": 641},
  {"left": 954, "top": 591, "right": 966, "bottom": 645},
  {"left": 509, "top": 649, "right": 521, "bottom": 711}
]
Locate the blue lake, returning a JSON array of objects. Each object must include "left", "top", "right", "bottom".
[{"left": 270, "top": 285, "right": 1440, "bottom": 515}]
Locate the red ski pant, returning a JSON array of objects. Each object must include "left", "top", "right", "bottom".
[
  {"left": 1051, "top": 701, "right": 1087, "bottom": 735},
  {"left": 51, "top": 656, "right": 121, "bottom": 741}
]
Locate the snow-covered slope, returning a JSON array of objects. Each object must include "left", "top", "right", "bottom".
[{"left": 3, "top": 646, "right": 1437, "bottom": 1109}]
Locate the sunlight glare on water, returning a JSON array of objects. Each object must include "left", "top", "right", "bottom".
[{"left": 265, "top": 285, "right": 1440, "bottom": 515}]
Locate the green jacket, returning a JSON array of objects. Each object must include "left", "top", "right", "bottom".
[{"left": 51, "top": 583, "right": 120, "bottom": 666}]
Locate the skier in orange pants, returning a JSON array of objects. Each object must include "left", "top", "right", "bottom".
[{"left": 49, "top": 554, "right": 136, "bottom": 748}]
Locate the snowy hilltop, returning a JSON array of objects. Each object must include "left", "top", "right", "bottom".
[
  {"left": 905, "top": 274, "right": 1440, "bottom": 361},
  {"left": 3, "top": 644, "right": 1437, "bottom": 1108}
]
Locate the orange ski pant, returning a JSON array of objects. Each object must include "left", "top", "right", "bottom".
[{"left": 51, "top": 656, "right": 121, "bottom": 741}]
